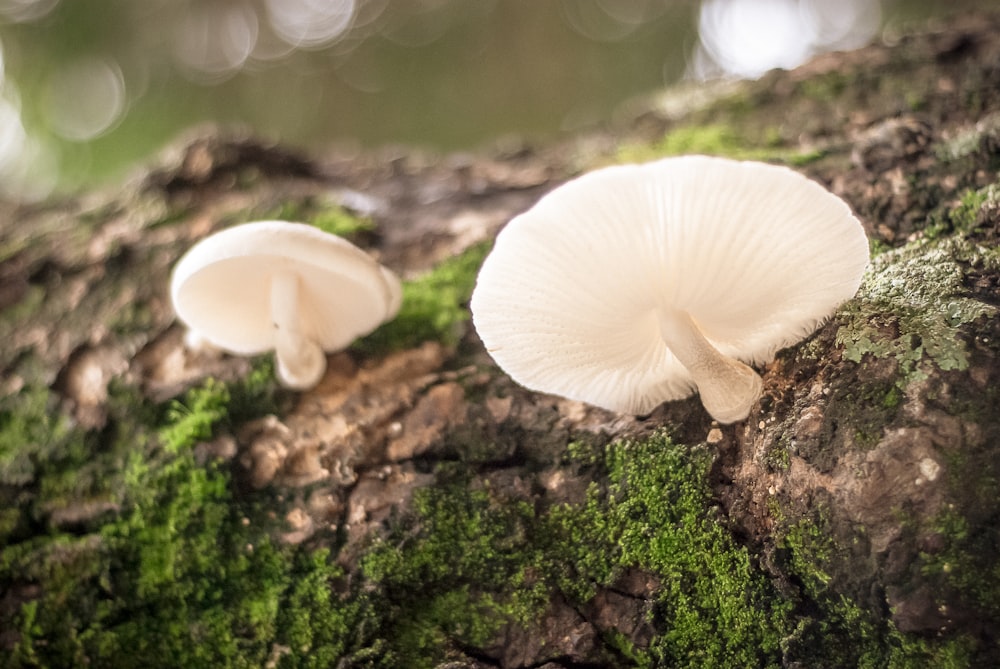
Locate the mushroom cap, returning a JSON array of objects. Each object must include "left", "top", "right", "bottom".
[
  {"left": 471, "top": 155, "right": 869, "bottom": 415},
  {"left": 171, "top": 220, "right": 401, "bottom": 354}
]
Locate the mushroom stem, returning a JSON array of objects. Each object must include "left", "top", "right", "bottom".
[
  {"left": 658, "top": 310, "right": 762, "bottom": 423},
  {"left": 271, "top": 270, "right": 326, "bottom": 389}
]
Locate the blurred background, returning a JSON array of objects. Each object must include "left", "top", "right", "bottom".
[{"left": 0, "top": 0, "right": 990, "bottom": 200}]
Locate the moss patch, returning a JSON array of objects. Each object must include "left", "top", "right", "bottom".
[
  {"left": 304, "top": 205, "right": 375, "bottom": 238},
  {"left": 358, "top": 432, "right": 792, "bottom": 668},
  {"left": 589, "top": 436, "right": 790, "bottom": 667},
  {"left": 2, "top": 380, "right": 989, "bottom": 666},
  {"left": 917, "top": 505, "right": 1000, "bottom": 622},
  {"left": 259, "top": 197, "right": 376, "bottom": 239},
  {"left": 355, "top": 433, "right": 992, "bottom": 666},
  {"left": 0, "top": 374, "right": 359, "bottom": 668},
  {"left": 618, "top": 123, "right": 824, "bottom": 166},
  {"left": 359, "top": 485, "right": 543, "bottom": 666},
  {"left": 924, "top": 184, "right": 1000, "bottom": 240},
  {"left": 357, "top": 241, "right": 490, "bottom": 353},
  {"left": 775, "top": 507, "right": 979, "bottom": 668}
]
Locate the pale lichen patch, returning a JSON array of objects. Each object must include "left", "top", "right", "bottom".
[
  {"left": 935, "top": 110, "right": 1000, "bottom": 162},
  {"left": 836, "top": 236, "right": 997, "bottom": 379}
]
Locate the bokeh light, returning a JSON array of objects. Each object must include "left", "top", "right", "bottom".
[
  {"left": 691, "top": 0, "right": 882, "bottom": 79},
  {"left": 264, "top": 0, "right": 355, "bottom": 48},
  {"left": 173, "top": 2, "right": 260, "bottom": 81},
  {"left": 0, "top": 90, "right": 26, "bottom": 174},
  {"left": 0, "top": 0, "right": 987, "bottom": 201},
  {"left": 801, "top": 0, "right": 882, "bottom": 51},
  {"left": 44, "top": 56, "right": 127, "bottom": 141},
  {"left": 561, "top": 1, "right": 642, "bottom": 43},
  {"left": 376, "top": 0, "right": 459, "bottom": 48},
  {"left": 562, "top": 0, "right": 667, "bottom": 43},
  {"left": 0, "top": 0, "right": 59, "bottom": 23},
  {"left": 0, "top": 37, "right": 57, "bottom": 200}
]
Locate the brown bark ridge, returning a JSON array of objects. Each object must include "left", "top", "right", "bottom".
[{"left": 2, "top": 10, "right": 1000, "bottom": 668}]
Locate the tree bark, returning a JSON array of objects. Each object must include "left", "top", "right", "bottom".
[{"left": 2, "top": 11, "right": 999, "bottom": 668}]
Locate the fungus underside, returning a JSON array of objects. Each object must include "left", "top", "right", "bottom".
[
  {"left": 658, "top": 309, "right": 763, "bottom": 423},
  {"left": 270, "top": 269, "right": 327, "bottom": 388}
]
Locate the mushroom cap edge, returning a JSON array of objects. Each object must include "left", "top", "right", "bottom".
[
  {"left": 470, "top": 155, "right": 870, "bottom": 415},
  {"left": 171, "top": 220, "right": 401, "bottom": 355}
]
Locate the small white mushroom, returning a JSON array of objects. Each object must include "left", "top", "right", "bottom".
[
  {"left": 171, "top": 220, "right": 401, "bottom": 390},
  {"left": 471, "top": 156, "right": 869, "bottom": 423}
]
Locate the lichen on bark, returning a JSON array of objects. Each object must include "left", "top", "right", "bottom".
[{"left": 837, "top": 233, "right": 997, "bottom": 378}]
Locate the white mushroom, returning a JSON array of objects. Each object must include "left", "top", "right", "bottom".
[
  {"left": 470, "top": 156, "right": 869, "bottom": 423},
  {"left": 171, "top": 220, "right": 401, "bottom": 390}
]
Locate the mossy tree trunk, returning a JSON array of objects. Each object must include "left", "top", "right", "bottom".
[{"left": 1, "top": 12, "right": 999, "bottom": 669}]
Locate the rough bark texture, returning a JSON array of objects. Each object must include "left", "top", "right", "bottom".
[{"left": 2, "top": 11, "right": 999, "bottom": 669}]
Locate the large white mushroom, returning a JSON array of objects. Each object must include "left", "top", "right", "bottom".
[
  {"left": 471, "top": 155, "right": 869, "bottom": 423},
  {"left": 171, "top": 220, "right": 401, "bottom": 390}
]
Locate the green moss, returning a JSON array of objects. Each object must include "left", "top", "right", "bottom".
[
  {"left": 799, "top": 71, "right": 849, "bottom": 101},
  {"left": 824, "top": 375, "right": 905, "bottom": 451},
  {"left": 158, "top": 378, "right": 229, "bottom": 453},
  {"left": 0, "top": 384, "right": 141, "bottom": 541},
  {"left": 0, "top": 377, "right": 355, "bottom": 669},
  {"left": 905, "top": 91, "right": 928, "bottom": 113},
  {"left": 775, "top": 506, "right": 985, "bottom": 667},
  {"left": 0, "top": 284, "right": 46, "bottom": 326},
  {"left": 918, "top": 504, "right": 1000, "bottom": 622},
  {"left": 618, "top": 123, "right": 824, "bottom": 166},
  {"left": 870, "top": 238, "right": 894, "bottom": 257},
  {"left": 3, "top": 375, "right": 990, "bottom": 666},
  {"left": 622, "top": 124, "right": 748, "bottom": 159},
  {"left": 781, "top": 512, "right": 836, "bottom": 597},
  {"left": 0, "top": 385, "right": 71, "bottom": 488},
  {"left": 924, "top": 184, "right": 1000, "bottom": 240},
  {"left": 358, "top": 483, "right": 543, "bottom": 668},
  {"left": 307, "top": 205, "right": 375, "bottom": 238},
  {"left": 836, "top": 236, "right": 997, "bottom": 380},
  {"left": 595, "top": 436, "right": 790, "bottom": 667},
  {"left": 107, "top": 300, "right": 156, "bottom": 338},
  {"left": 783, "top": 148, "right": 827, "bottom": 167},
  {"left": 952, "top": 184, "right": 999, "bottom": 232},
  {"left": 764, "top": 439, "right": 791, "bottom": 471},
  {"left": 886, "top": 631, "right": 977, "bottom": 669},
  {"left": 882, "top": 384, "right": 903, "bottom": 409},
  {"left": 563, "top": 438, "right": 605, "bottom": 468},
  {"left": 264, "top": 198, "right": 375, "bottom": 239},
  {"left": 604, "top": 630, "right": 655, "bottom": 669},
  {"left": 357, "top": 241, "right": 490, "bottom": 353},
  {"left": 776, "top": 511, "right": 890, "bottom": 666},
  {"left": 360, "top": 432, "right": 792, "bottom": 668}
]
